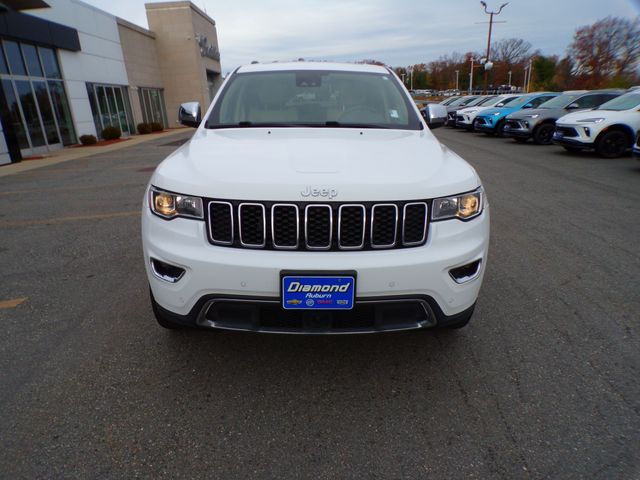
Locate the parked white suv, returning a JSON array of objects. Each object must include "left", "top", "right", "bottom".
[
  {"left": 142, "top": 62, "right": 490, "bottom": 333},
  {"left": 553, "top": 90, "right": 640, "bottom": 158}
]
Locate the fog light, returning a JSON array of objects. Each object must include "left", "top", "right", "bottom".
[
  {"left": 150, "top": 258, "right": 186, "bottom": 283},
  {"left": 583, "top": 127, "right": 590, "bottom": 137},
  {"left": 449, "top": 260, "right": 482, "bottom": 284}
]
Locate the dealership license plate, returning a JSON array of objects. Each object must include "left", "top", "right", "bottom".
[{"left": 281, "top": 275, "right": 355, "bottom": 310}]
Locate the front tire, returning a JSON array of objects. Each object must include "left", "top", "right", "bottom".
[
  {"left": 533, "top": 123, "right": 555, "bottom": 145},
  {"left": 596, "top": 130, "right": 629, "bottom": 158},
  {"left": 495, "top": 120, "right": 507, "bottom": 138}
]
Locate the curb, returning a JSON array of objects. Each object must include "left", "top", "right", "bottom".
[{"left": 0, "top": 128, "right": 192, "bottom": 178}]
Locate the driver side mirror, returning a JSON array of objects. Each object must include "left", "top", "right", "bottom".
[
  {"left": 522, "top": 103, "right": 534, "bottom": 109},
  {"left": 422, "top": 103, "right": 447, "bottom": 129},
  {"left": 566, "top": 103, "right": 580, "bottom": 110},
  {"left": 179, "top": 102, "right": 201, "bottom": 128}
]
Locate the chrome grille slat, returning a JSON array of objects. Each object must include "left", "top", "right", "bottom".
[
  {"left": 305, "top": 204, "right": 332, "bottom": 250},
  {"left": 238, "top": 203, "right": 266, "bottom": 248},
  {"left": 207, "top": 200, "right": 429, "bottom": 251},
  {"left": 338, "top": 204, "right": 365, "bottom": 250},
  {"left": 271, "top": 204, "right": 299, "bottom": 249},
  {"left": 402, "top": 202, "right": 428, "bottom": 246},
  {"left": 371, "top": 204, "right": 398, "bottom": 249},
  {"left": 208, "top": 201, "right": 234, "bottom": 245}
]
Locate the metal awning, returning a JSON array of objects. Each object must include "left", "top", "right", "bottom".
[{"left": 0, "top": 0, "right": 50, "bottom": 11}]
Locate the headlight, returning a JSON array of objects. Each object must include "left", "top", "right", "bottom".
[
  {"left": 465, "top": 109, "right": 477, "bottom": 114},
  {"left": 149, "top": 186, "right": 203, "bottom": 220},
  {"left": 493, "top": 112, "right": 501, "bottom": 116},
  {"left": 577, "top": 118, "right": 605, "bottom": 123},
  {"left": 526, "top": 114, "right": 540, "bottom": 119},
  {"left": 432, "top": 188, "right": 484, "bottom": 221}
]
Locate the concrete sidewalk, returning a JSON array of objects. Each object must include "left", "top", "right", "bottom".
[{"left": 0, "top": 127, "right": 191, "bottom": 178}]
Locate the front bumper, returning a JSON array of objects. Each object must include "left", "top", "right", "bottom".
[
  {"left": 142, "top": 204, "right": 490, "bottom": 331},
  {"left": 473, "top": 117, "right": 497, "bottom": 132},
  {"left": 503, "top": 120, "right": 532, "bottom": 138},
  {"left": 552, "top": 125, "right": 595, "bottom": 149}
]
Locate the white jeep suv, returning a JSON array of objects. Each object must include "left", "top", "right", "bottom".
[{"left": 142, "top": 62, "right": 490, "bottom": 333}]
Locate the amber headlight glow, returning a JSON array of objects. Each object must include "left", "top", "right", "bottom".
[
  {"left": 149, "top": 186, "right": 203, "bottom": 220},
  {"left": 432, "top": 188, "right": 484, "bottom": 221}
]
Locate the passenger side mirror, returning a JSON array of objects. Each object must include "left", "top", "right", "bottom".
[
  {"left": 566, "top": 103, "right": 580, "bottom": 110},
  {"left": 179, "top": 102, "right": 201, "bottom": 128},
  {"left": 422, "top": 103, "right": 447, "bottom": 129}
]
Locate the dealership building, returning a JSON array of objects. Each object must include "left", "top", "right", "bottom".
[{"left": 0, "top": 0, "right": 222, "bottom": 165}]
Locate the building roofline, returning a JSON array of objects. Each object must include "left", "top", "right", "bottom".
[
  {"left": 116, "top": 16, "right": 156, "bottom": 38},
  {"left": 144, "top": 1, "right": 215, "bottom": 26}
]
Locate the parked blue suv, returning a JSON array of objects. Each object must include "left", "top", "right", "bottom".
[{"left": 474, "top": 92, "right": 558, "bottom": 137}]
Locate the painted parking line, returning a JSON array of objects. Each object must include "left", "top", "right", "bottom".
[
  {"left": 0, "top": 297, "right": 27, "bottom": 309},
  {"left": 0, "top": 211, "right": 139, "bottom": 228}
]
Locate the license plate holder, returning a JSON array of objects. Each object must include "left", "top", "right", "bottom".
[{"left": 280, "top": 271, "right": 356, "bottom": 310}]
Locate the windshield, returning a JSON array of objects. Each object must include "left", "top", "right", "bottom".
[
  {"left": 496, "top": 96, "right": 521, "bottom": 107},
  {"left": 503, "top": 95, "right": 537, "bottom": 108},
  {"left": 207, "top": 70, "right": 422, "bottom": 130},
  {"left": 466, "top": 96, "right": 493, "bottom": 107},
  {"left": 440, "top": 97, "right": 459, "bottom": 105},
  {"left": 598, "top": 93, "right": 640, "bottom": 111},
  {"left": 448, "top": 96, "right": 474, "bottom": 107},
  {"left": 538, "top": 94, "right": 583, "bottom": 109}
]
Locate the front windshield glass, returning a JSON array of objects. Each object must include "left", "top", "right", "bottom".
[
  {"left": 598, "top": 93, "right": 640, "bottom": 111},
  {"left": 503, "top": 95, "right": 536, "bottom": 108},
  {"left": 207, "top": 70, "right": 422, "bottom": 130},
  {"left": 496, "top": 96, "right": 521, "bottom": 107},
  {"left": 465, "top": 96, "right": 492, "bottom": 107},
  {"left": 476, "top": 96, "right": 497, "bottom": 106},
  {"left": 448, "top": 96, "right": 474, "bottom": 106},
  {"left": 538, "top": 94, "right": 583, "bottom": 109}
]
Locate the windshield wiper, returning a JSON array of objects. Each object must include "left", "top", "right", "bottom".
[{"left": 324, "top": 121, "right": 389, "bottom": 129}]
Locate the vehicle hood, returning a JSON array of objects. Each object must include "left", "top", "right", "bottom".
[
  {"left": 477, "top": 107, "right": 515, "bottom": 119},
  {"left": 508, "top": 107, "right": 568, "bottom": 120},
  {"left": 150, "top": 128, "right": 481, "bottom": 202},
  {"left": 556, "top": 109, "right": 627, "bottom": 125}
]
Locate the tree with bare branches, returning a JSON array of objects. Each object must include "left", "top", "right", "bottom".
[{"left": 568, "top": 16, "right": 640, "bottom": 88}]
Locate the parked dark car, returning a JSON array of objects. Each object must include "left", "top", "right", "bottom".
[{"left": 503, "top": 90, "right": 623, "bottom": 145}]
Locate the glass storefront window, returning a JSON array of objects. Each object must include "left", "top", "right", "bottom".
[
  {"left": 21, "top": 44, "right": 43, "bottom": 78},
  {"left": 1, "top": 79, "right": 29, "bottom": 149},
  {"left": 139, "top": 87, "right": 168, "bottom": 128},
  {"left": 3, "top": 41, "right": 27, "bottom": 76},
  {"left": 38, "top": 47, "right": 61, "bottom": 79},
  {"left": 33, "top": 81, "right": 60, "bottom": 144},
  {"left": 49, "top": 80, "right": 76, "bottom": 145},
  {"left": 1, "top": 39, "right": 75, "bottom": 153},
  {"left": 15, "top": 80, "right": 45, "bottom": 147},
  {"left": 0, "top": 44, "right": 8, "bottom": 75},
  {"left": 86, "top": 83, "right": 134, "bottom": 137}
]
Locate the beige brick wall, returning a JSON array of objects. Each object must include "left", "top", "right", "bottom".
[
  {"left": 145, "top": 1, "right": 222, "bottom": 126},
  {"left": 117, "top": 18, "right": 164, "bottom": 127}
]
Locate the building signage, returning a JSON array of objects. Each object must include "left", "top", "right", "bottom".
[{"left": 196, "top": 34, "right": 220, "bottom": 61}]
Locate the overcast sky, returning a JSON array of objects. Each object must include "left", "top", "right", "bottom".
[{"left": 84, "top": 0, "right": 640, "bottom": 74}]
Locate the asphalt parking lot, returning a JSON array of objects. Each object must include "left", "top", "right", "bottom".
[{"left": 1, "top": 129, "right": 639, "bottom": 479}]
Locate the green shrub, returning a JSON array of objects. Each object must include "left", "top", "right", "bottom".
[
  {"left": 137, "top": 122, "right": 152, "bottom": 134},
  {"left": 150, "top": 122, "right": 164, "bottom": 132},
  {"left": 101, "top": 126, "right": 121, "bottom": 140},
  {"left": 79, "top": 134, "right": 97, "bottom": 145}
]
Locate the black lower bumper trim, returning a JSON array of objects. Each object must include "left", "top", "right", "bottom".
[
  {"left": 552, "top": 137, "right": 592, "bottom": 149},
  {"left": 153, "top": 293, "right": 476, "bottom": 334}
]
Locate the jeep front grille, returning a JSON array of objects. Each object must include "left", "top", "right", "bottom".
[{"left": 206, "top": 199, "right": 429, "bottom": 251}]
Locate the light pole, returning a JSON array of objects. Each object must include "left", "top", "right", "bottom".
[
  {"left": 410, "top": 68, "right": 414, "bottom": 91},
  {"left": 479, "top": 1, "right": 508, "bottom": 94},
  {"left": 508, "top": 70, "right": 512, "bottom": 86},
  {"left": 401, "top": 73, "right": 406, "bottom": 85},
  {"left": 455, "top": 70, "right": 459, "bottom": 91}
]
